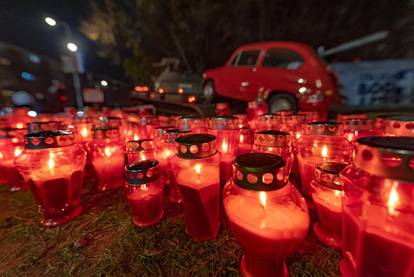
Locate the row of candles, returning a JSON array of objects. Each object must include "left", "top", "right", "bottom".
[{"left": 0, "top": 105, "right": 413, "bottom": 277}]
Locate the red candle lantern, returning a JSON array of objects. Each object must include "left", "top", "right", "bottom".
[
  {"left": 224, "top": 153, "right": 309, "bottom": 277},
  {"left": 125, "top": 139, "right": 156, "bottom": 164},
  {"left": 177, "top": 115, "right": 206, "bottom": 134},
  {"left": 296, "top": 121, "right": 353, "bottom": 197},
  {"left": 252, "top": 113, "right": 280, "bottom": 132},
  {"left": 311, "top": 162, "right": 347, "bottom": 249},
  {"left": 158, "top": 128, "right": 191, "bottom": 203},
  {"left": 374, "top": 114, "right": 399, "bottom": 131},
  {"left": 384, "top": 115, "right": 414, "bottom": 137},
  {"left": 215, "top": 102, "right": 230, "bottom": 116},
  {"left": 27, "top": 121, "right": 64, "bottom": 134},
  {"left": 172, "top": 134, "right": 220, "bottom": 241},
  {"left": 15, "top": 131, "right": 86, "bottom": 226},
  {"left": 253, "top": 130, "right": 294, "bottom": 177},
  {"left": 298, "top": 110, "right": 325, "bottom": 123},
  {"left": 0, "top": 128, "right": 26, "bottom": 191},
  {"left": 342, "top": 118, "right": 379, "bottom": 142},
  {"left": 125, "top": 160, "right": 164, "bottom": 227},
  {"left": 208, "top": 116, "right": 238, "bottom": 188},
  {"left": 73, "top": 116, "right": 93, "bottom": 143},
  {"left": 152, "top": 125, "right": 175, "bottom": 145},
  {"left": 236, "top": 127, "right": 253, "bottom": 156},
  {"left": 337, "top": 113, "right": 368, "bottom": 122},
  {"left": 88, "top": 127, "right": 125, "bottom": 192},
  {"left": 247, "top": 100, "right": 268, "bottom": 120},
  {"left": 340, "top": 136, "right": 414, "bottom": 277},
  {"left": 95, "top": 116, "right": 124, "bottom": 137}
]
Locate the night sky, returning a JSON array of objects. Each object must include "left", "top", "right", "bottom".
[{"left": 0, "top": 0, "right": 124, "bottom": 80}]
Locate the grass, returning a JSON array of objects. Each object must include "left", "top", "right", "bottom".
[{"left": 0, "top": 178, "right": 340, "bottom": 276}]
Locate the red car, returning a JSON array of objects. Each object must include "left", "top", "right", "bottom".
[{"left": 202, "top": 41, "right": 339, "bottom": 113}]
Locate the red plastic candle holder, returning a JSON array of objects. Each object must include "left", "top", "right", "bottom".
[
  {"left": 125, "top": 160, "right": 164, "bottom": 227},
  {"left": 252, "top": 113, "right": 280, "bottom": 132},
  {"left": 88, "top": 127, "right": 125, "bottom": 192},
  {"left": 0, "top": 128, "right": 27, "bottom": 191},
  {"left": 253, "top": 130, "right": 294, "bottom": 177},
  {"left": 384, "top": 115, "right": 414, "bottom": 137},
  {"left": 15, "top": 131, "right": 86, "bottom": 227},
  {"left": 311, "top": 162, "right": 347, "bottom": 249},
  {"left": 224, "top": 153, "right": 309, "bottom": 277},
  {"left": 340, "top": 137, "right": 414, "bottom": 277},
  {"left": 158, "top": 129, "right": 191, "bottom": 203},
  {"left": 172, "top": 134, "right": 220, "bottom": 241},
  {"left": 73, "top": 116, "right": 93, "bottom": 143},
  {"left": 27, "top": 121, "right": 64, "bottom": 134},
  {"left": 125, "top": 139, "right": 156, "bottom": 164},
  {"left": 297, "top": 121, "right": 353, "bottom": 197},
  {"left": 177, "top": 115, "right": 206, "bottom": 134},
  {"left": 236, "top": 127, "right": 253, "bottom": 156},
  {"left": 246, "top": 100, "right": 268, "bottom": 120},
  {"left": 208, "top": 116, "right": 238, "bottom": 188}
]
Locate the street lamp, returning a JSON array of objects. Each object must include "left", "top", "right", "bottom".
[
  {"left": 43, "top": 16, "right": 84, "bottom": 110},
  {"left": 66, "top": 42, "right": 78, "bottom": 52},
  {"left": 100, "top": 80, "right": 108, "bottom": 87},
  {"left": 44, "top": 17, "right": 56, "bottom": 26}
]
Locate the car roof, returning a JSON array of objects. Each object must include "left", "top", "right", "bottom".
[{"left": 236, "top": 41, "right": 313, "bottom": 52}]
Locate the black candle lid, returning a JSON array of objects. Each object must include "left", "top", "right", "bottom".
[
  {"left": 27, "top": 121, "right": 63, "bottom": 133},
  {"left": 92, "top": 127, "right": 120, "bottom": 139},
  {"left": 304, "top": 121, "right": 343, "bottom": 136},
  {"left": 125, "top": 160, "right": 161, "bottom": 185},
  {"left": 0, "top": 128, "right": 26, "bottom": 139},
  {"left": 314, "top": 162, "right": 347, "bottom": 190},
  {"left": 24, "top": 130, "right": 74, "bottom": 149},
  {"left": 254, "top": 130, "right": 291, "bottom": 147},
  {"left": 233, "top": 153, "right": 286, "bottom": 191},
  {"left": 176, "top": 134, "right": 216, "bottom": 159},
  {"left": 354, "top": 136, "right": 414, "bottom": 181},
  {"left": 208, "top": 116, "right": 237, "bottom": 130},
  {"left": 126, "top": 139, "right": 154, "bottom": 152}
]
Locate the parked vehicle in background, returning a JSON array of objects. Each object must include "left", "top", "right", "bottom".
[{"left": 203, "top": 41, "right": 339, "bottom": 113}]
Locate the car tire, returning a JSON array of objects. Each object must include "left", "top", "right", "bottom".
[
  {"left": 268, "top": 93, "right": 297, "bottom": 113},
  {"left": 203, "top": 81, "right": 216, "bottom": 103}
]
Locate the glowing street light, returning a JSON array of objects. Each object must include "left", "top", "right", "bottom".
[
  {"left": 44, "top": 17, "right": 57, "bottom": 26},
  {"left": 100, "top": 80, "right": 108, "bottom": 87},
  {"left": 66, "top": 42, "right": 78, "bottom": 52}
]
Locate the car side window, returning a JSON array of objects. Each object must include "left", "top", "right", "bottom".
[
  {"left": 232, "top": 50, "right": 260, "bottom": 67},
  {"left": 262, "top": 48, "right": 304, "bottom": 70}
]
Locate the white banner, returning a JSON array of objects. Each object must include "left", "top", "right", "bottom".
[{"left": 331, "top": 60, "right": 414, "bottom": 106}]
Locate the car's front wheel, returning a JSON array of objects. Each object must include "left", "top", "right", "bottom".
[
  {"left": 203, "top": 81, "right": 216, "bottom": 103},
  {"left": 268, "top": 93, "right": 297, "bottom": 113}
]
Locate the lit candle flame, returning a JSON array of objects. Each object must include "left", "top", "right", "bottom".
[
  {"left": 140, "top": 152, "right": 146, "bottom": 161},
  {"left": 259, "top": 191, "right": 267, "bottom": 209},
  {"left": 48, "top": 152, "right": 55, "bottom": 174},
  {"left": 133, "top": 134, "right": 139, "bottom": 140},
  {"left": 163, "top": 149, "right": 172, "bottom": 158},
  {"left": 16, "top": 123, "right": 24, "bottom": 129},
  {"left": 295, "top": 132, "right": 301, "bottom": 140},
  {"left": 387, "top": 184, "right": 400, "bottom": 216},
  {"left": 80, "top": 127, "right": 89, "bottom": 138},
  {"left": 195, "top": 164, "right": 202, "bottom": 174},
  {"left": 141, "top": 184, "right": 148, "bottom": 191},
  {"left": 240, "top": 134, "right": 244, "bottom": 143},
  {"left": 14, "top": 147, "right": 23, "bottom": 157},
  {"left": 0, "top": 151, "right": 3, "bottom": 159},
  {"left": 222, "top": 140, "right": 229, "bottom": 153},
  {"left": 321, "top": 145, "right": 328, "bottom": 160},
  {"left": 104, "top": 147, "right": 111, "bottom": 157}
]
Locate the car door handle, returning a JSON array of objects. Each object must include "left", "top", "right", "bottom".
[{"left": 240, "top": 81, "right": 249, "bottom": 87}]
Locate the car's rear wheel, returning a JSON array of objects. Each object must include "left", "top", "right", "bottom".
[
  {"left": 268, "top": 93, "right": 297, "bottom": 113},
  {"left": 203, "top": 81, "right": 216, "bottom": 103}
]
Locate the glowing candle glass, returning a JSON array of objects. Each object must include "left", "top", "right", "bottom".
[
  {"left": 246, "top": 100, "right": 268, "bottom": 120},
  {"left": 251, "top": 113, "right": 280, "bottom": 132},
  {"left": 27, "top": 121, "right": 64, "bottom": 134},
  {"left": 208, "top": 116, "right": 238, "bottom": 188},
  {"left": 253, "top": 130, "right": 294, "bottom": 177},
  {"left": 311, "top": 162, "right": 347, "bottom": 249},
  {"left": 73, "top": 116, "right": 93, "bottom": 144},
  {"left": 0, "top": 128, "right": 26, "bottom": 191},
  {"left": 236, "top": 127, "right": 253, "bottom": 156},
  {"left": 15, "top": 131, "right": 86, "bottom": 227},
  {"left": 88, "top": 127, "right": 125, "bottom": 192},
  {"left": 342, "top": 118, "right": 379, "bottom": 143},
  {"left": 125, "top": 139, "right": 156, "bottom": 164},
  {"left": 384, "top": 115, "right": 414, "bottom": 137},
  {"left": 125, "top": 160, "right": 164, "bottom": 227},
  {"left": 177, "top": 115, "right": 206, "bottom": 134},
  {"left": 159, "top": 129, "right": 191, "bottom": 203},
  {"left": 172, "top": 134, "right": 220, "bottom": 241},
  {"left": 297, "top": 121, "right": 353, "bottom": 197},
  {"left": 224, "top": 153, "right": 310, "bottom": 277},
  {"left": 340, "top": 136, "right": 414, "bottom": 277}
]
